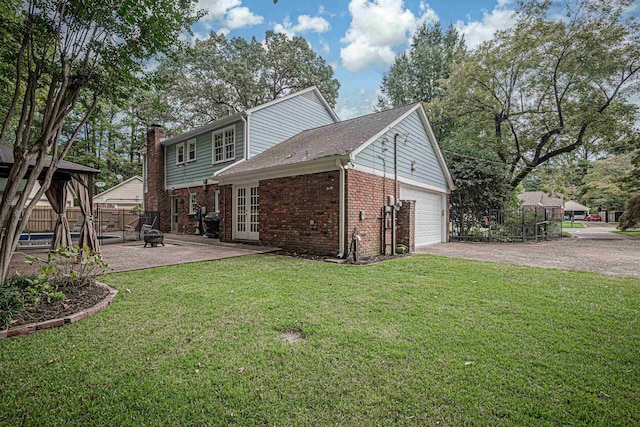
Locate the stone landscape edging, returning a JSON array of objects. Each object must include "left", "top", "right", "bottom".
[{"left": 0, "top": 281, "right": 117, "bottom": 339}]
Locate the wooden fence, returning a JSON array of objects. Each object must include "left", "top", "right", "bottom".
[{"left": 26, "top": 207, "right": 83, "bottom": 232}]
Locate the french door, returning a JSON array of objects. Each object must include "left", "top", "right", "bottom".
[{"left": 234, "top": 185, "right": 259, "bottom": 240}]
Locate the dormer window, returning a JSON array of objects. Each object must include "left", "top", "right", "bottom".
[{"left": 176, "top": 143, "right": 185, "bottom": 165}]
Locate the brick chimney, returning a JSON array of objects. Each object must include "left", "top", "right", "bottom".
[{"left": 145, "top": 125, "right": 166, "bottom": 212}]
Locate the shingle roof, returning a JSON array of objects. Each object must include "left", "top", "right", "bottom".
[
  {"left": 518, "top": 191, "right": 564, "bottom": 208},
  {"left": 218, "top": 103, "right": 418, "bottom": 176},
  {"left": 0, "top": 143, "right": 100, "bottom": 175},
  {"left": 564, "top": 200, "right": 590, "bottom": 211}
]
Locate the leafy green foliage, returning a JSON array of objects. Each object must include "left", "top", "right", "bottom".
[
  {"left": 439, "top": 0, "right": 640, "bottom": 189},
  {"left": 0, "top": 0, "right": 202, "bottom": 283},
  {"left": 0, "top": 286, "right": 24, "bottom": 328},
  {"left": 377, "top": 22, "right": 465, "bottom": 142},
  {"left": 445, "top": 144, "right": 513, "bottom": 235},
  {"left": 152, "top": 30, "right": 341, "bottom": 130},
  {"left": 0, "top": 275, "right": 59, "bottom": 327},
  {"left": 582, "top": 154, "right": 634, "bottom": 210},
  {"left": 25, "top": 246, "right": 109, "bottom": 288},
  {"left": 618, "top": 193, "right": 640, "bottom": 231}
]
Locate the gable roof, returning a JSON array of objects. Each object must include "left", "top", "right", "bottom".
[
  {"left": 564, "top": 200, "right": 590, "bottom": 211},
  {"left": 93, "top": 176, "right": 142, "bottom": 200},
  {"left": 217, "top": 103, "right": 418, "bottom": 176},
  {"left": 0, "top": 143, "right": 100, "bottom": 175},
  {"left": 246, "top": 86, "right": 340, "bottom": 122},
  {"left": 518, "top": 191, "right": 564, "bottom": 208},
  {"left": 160, "top": 86, "right": 338, "bottom": 146}
]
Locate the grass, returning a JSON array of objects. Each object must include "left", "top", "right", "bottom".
[
  {"left": 1, "top": 255, "right": 639, "bottom": 426},
  {"left": 562, "top": 221, "right": 586, "bottom": 228},
  {"left": 611, "top": 230, "right": 640, "bottom": 238}
]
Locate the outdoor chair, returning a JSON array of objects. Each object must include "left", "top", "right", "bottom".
[{"left": 72, "top": 216, "right": 84, "bottom": 232}]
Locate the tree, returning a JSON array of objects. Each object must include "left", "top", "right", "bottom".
[
  {"left": 440, "top": 0, "right": 640, "bottom": 189},
  {"left": 0, "top": 0, "right": 202, "bottom": 283},
  {"left": 444, "top": 143, "right": 513, "bottom": 236},
  {"left": 618, "top": 193, "right": 640, "bottom": 230},
  {"left": 377, "top": 22, "right": 465, "bottom": 141},
  {"left": 152, "top": 30, "right": 341, "bottom": 130},
  {"left": 581, "top": 154, "right": 634, "bottom": 210}
]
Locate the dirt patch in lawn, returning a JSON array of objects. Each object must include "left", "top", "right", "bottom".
[
  {"left": 12, "top": 282, "right": 110, "bottom": 327},
  {"left": 280, "top": 329, "right": 304, "bottom": 343}
]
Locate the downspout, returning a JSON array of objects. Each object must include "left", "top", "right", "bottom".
[
  {"left": 336, "top": 159, "right": 346, "bottom": 258},
  {"left": 241, "top": 114, "right": 249, "bottom": 160}
]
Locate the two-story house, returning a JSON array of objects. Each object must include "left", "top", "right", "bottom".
[{"left": 144, "top": 87, "right": 454, "bottom": 257}]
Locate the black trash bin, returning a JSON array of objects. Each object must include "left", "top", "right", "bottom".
[{"left": 203, "top": 212, "right": 220, "bottom": 238}]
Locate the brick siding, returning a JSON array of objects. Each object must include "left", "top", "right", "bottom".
[
  {"left": 345, "top": 169, "right": 400, "bottom": 257},
  {"left": 220, "top": 184, "right": 233, "bottom": 242},
  {"left": 166, "top": 185, "right": 220, "bottom": 234},
  {"left": 397, "top": 200, "right": 416, "bottom": 252},
  {"left": 257, "top": 172, "right": 341, "bottom": 255}
]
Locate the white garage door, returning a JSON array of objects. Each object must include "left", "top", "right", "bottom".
[{"left": 400, "top": 184, "right": 444, "bottom": 246}]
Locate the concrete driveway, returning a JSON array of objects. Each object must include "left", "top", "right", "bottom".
[{"left": 417, "top": 222, "right": 640, "bottom": 279}]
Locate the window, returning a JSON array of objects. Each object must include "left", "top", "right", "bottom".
[
  {"left": 187, "top": 139, "right": 196, "bottom": 162},
  {"left": 176, "top": 143, "right": 185, "bottom": 165},
  {"left": 189, "top": 193, "right": 198, "bottom": 215},
  {"left": 213, "top": 126, "right": 235, "bottom": 164}
]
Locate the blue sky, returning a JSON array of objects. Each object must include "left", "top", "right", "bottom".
[{"left": 188, "top": 0, "right": 522, "bottom": 118}]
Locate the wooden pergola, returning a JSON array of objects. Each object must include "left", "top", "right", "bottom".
[{"left": 0, "top": 144, "right": 101, "bottom": 251}]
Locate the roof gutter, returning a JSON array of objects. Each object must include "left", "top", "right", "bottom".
[{"left": 336, "top": 159, "right": 346, "bottom": 258}]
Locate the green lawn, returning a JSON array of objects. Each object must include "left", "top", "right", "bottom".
[
  {"left": 1, "top": 255, "right": 639, "bottom": 426},
  {"left": 562, "top": 221, "right": 586, "bottom": 228},
  {"left": 612, "top": 230, "right": 640, "bottom": 238}
]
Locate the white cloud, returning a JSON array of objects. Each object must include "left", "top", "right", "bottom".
[
  {"left": 455, "top": 1, "right": 517, "bottom": 49},
  {"left": 198, "top": 0, "right": 263, "bottom": 32},
  {"left": 198, "top": 0, "right": 241, "bottom": 22},
  {"left": 340, "top": 0, "right": 438, "bottom": 72},
  {"left": 274, "top": 15, "right": 330, "bottom": 37},
  {"left": 226, "top": 7, "right": 263, "bottom": 29},
  {"left": 336, "top": 93, "right": 379, "bottom": 119}
]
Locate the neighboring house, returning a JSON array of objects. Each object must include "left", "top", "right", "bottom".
[
  {"left": 518, "top": 191, "right": 564, "bottom": 218},
  {"left": 144, "top": 87, "right": 454, "bottom": 257},
  {"left": 93, "top": 176, "right": 143, "bottom": 210},
  {"left": 27, "top": 182, "right": 74, "bottom": 207},
  {"left": 564, "top": 200, "right": 590, "bottom": 220}
]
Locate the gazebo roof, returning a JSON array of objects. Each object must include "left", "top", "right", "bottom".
[{"left": 0, "top": 143, "right": 100, "bottom": 177}]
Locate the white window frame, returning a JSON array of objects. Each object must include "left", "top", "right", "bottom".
[
  {"left": 212, "top": 125, "right": 236, "bottom": 164},
  {"left": 189, "top": 193, "right": 198, "bottom": 215},
  {"left": 187, "top": 139, "right": 197, "bottom": 162},
  {"left": 176, "top": 143, "right": 185, "bottom": 165}
]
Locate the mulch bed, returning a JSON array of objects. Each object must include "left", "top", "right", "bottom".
[{"left": 11, "top": 282, "right": 110, "bottom": 327}]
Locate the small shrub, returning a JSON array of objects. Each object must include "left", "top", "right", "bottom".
[
  {"left": 618, "top": 193, "right": 640, "bottom": 231},
  {"left": 0, "top": 286, "right": 25, "bottom": 328},
  {"left": 26, "top": 245, "right": 109, "bottom": 287}
]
